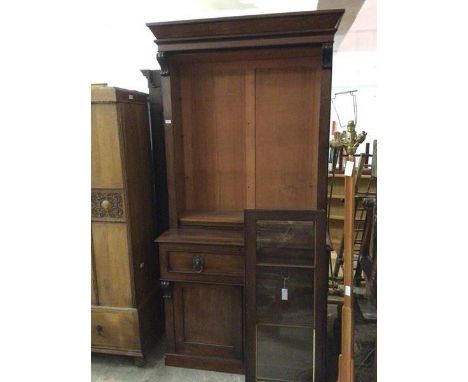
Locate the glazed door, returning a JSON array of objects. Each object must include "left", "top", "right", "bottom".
[
  {"left": 245, "top": 210, "right": 327, "bottom": 382},
  {"left": 173, "top": 282, "right": 243, "bottom": 360}
]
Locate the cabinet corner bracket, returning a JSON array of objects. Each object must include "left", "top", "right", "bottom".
[{"left": 322, "top": 43, "right": 333, "bottom": 69}]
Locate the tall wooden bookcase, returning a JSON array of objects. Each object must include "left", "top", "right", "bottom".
[
  {"left": 147, "top": 9, "right": 343, "bottom": 377},
  {"left": 91, "top": 85, "right": 162, "bottom": 365}
]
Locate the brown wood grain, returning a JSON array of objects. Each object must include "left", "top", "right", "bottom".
[
  {"left": 180, "top": 65, "right": 247, "bottom": 210},
  {"left": 91, "top": 236, "right": 99, "bottom": 305},
  {"left": 173, "top": 282, "right": 243, "bottom": 359},
  {"left": 91, "top": 103, "right": 123, "bottom": 188},
  {"left": 156, "top": 228, "right": 244, "bottom": 247},
  {"left": 167, "top": 251, "right": 243, "bottom": 276},
  {"left": 179, "top": 210, "right": 243, "bottom": 227},
  {"left": 91, "top": 307, "right": 140, "bottom": 351},
  {"left": 244, "top": 209, "right": 327, "bottom": 382},
  {"left": 91, "top": 85, "right": 162, "bottom": 360},
  {"left": 118, "top": 100, "right": 156, "bottom": 306},
  {"left": 255, "top": 66, "right": 319, "bottom": 209},
  {"left": 245, "top": 68, "right": 256, "bottom": 208},
  {"left": 149, "top": 10, "right": 341, "bottom": 376},
  {"left": 92, "top": 222, "right": 133, "bottom": 307}
]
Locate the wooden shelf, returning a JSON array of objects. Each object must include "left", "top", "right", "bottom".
[
  {"left": 329, "top": 215, "right": 366, "bottom": 222},
  {"left": 328, "top": 173, "right": 373, "bottom": 179},
  {"left": 156, "top": 227, "right": 244, "bottom": 246},
  {"left": 179, "top": 210, "right": 244, "bottom": 227}
]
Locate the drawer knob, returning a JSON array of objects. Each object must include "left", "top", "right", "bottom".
[
  {"left": 192, "top": 255, "right": 204, "bottom": 273},
  {"left": 96, "top": 325, "right": 103, "bottom": 335},
  {"left": 100, "top": 200, "right": 111, "bottom": 210}
]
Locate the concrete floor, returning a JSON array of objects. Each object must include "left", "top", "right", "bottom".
[
  {"left": 91, "top": 337, "right": 244, "bottom": 382},
  {"left": 92, "top": 304, "right": 375, "bottom": 382}
]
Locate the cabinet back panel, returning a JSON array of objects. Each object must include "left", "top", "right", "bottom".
[
  {"left": 255, "top": 67, "right": 319, "bottom": 209},
  {"left": 91, "top": 104, "right": 123, "bottom": 188},
  {"left": 92, "top": 222, "right": 133, "bottom": 307},
  {"left": 180, "top": 67, "right": 247, "bottom": 210},
  {"left": 176, "top": 50, "right": 321, "bottom": 213}
]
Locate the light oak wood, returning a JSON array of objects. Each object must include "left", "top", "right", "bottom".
[
  {"left": 337, "top": 157, "right": 355, "bottom": 382},
  {"left": 91, "top": 307, "right": 140, "bottom": 351},
  {"left": 91, "top": 238, "right": 99, "bottom": 305},
  {"left": 91, "top": 104, "right": 123, "bottom": 188},
  {"left": 92, "top": 222, "right": 133, "bottom": 307},
  {"left": 91, "top": 85, "right": 163, "bottom": 360}
]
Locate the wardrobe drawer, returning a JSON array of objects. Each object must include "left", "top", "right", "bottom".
[
  {"left": 91, "top": 307, "right": 140, "bottom": 351},
  {"left": 159, "top": 245, "right": 244, "bottom": 284}
]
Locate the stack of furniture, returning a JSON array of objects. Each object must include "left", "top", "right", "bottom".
[
  {"left": 91, "top": 85, "right": 162, "bottom": 365},
  {"left": 147, "top": 9, "right": 343, "bottom": 380},
  {"left": 328, "top": 172, "right": 376, "bottom": 253}
]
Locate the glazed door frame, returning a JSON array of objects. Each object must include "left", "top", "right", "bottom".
[{"left": 244, "top": 209, "right": 327, "bottom": 382}]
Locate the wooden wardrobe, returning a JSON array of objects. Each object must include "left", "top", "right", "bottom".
[
  {"left": 147, "top": 9, "right": 343, "bottom": 378},
  {"left": 91, "top": 85, "right": 162, "bottom": 365}
]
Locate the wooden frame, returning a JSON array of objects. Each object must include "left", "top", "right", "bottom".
[
  {"left": 149, "top": 9, "right": 343, "bottom": 374},
  {"left": 245, "top": 209, "right": 327, "bottom": 382}
]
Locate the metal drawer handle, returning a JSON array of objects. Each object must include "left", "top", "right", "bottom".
[
  {"left": 192, "top": 255, "right": 204, "bottom": 273},
  {"left": 96, "top": 325, "right": 103, "bottom": 335}
]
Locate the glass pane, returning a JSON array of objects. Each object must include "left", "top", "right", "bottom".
[
  {"left": 256, "top": 220, "right": 316, "bottom": 266},
  {"left": 257, "top": 325, "right": 314, "bottom": 381},
  {"left": 256, "top": 266, "right": 314, "bottom": 325}
]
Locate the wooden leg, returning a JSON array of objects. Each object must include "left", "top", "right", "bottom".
[{"left": 134, "top": 356, "right": 146, "bottom": 367}]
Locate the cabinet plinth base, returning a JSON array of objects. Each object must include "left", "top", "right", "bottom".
[{"left": 165, "top": 353, "right": 244, "bottom": 374}]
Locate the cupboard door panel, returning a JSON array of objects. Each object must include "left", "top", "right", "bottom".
[
  {"left": 173, "top": 282, "right": 243, "bottom": 359},
  {"left": 92, "top": 222, "right": 133, "bottom": 307},
  {"left": 255, "top": 67, "right": 320, "bottom": 209},
  {"left": 91, "top": 103, "right": 123, "bottom": 188}
]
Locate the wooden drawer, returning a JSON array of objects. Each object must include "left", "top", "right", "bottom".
[
  {"left": 91, "top": 307, "right": 141, "bottom": 353},
  {"left": 159, "top": 244, "right": 244, "bottom": 285}
]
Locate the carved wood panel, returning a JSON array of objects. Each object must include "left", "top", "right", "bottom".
[{"left": 91, "top": 189, "right": 126, "bottom": 222}]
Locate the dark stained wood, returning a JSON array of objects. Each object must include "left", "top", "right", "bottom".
[
  {"left": 173, "top": 283, "right": 243, "bottom": 360},
  {"left": 159, "top": 243, "right": 244, "bottom": 285},
  {"left": 179, "top": 210, "right": 243, "bottom": 227},
  {"left": 118, "top": 98, "right": 156, "bottom": 305},
  {"left": 141, "top": 69, "right": 170, "bottom": 235},
  {"left": 160, "top": 76, "right": 179, "bottom": 228},
  {"left": 148, "top": 10, "right": 342, "bottom": 375},
  {"left": 147, "top": 10, "right": 344, "bottom": 52},
  {"left": 165, "top": 353, "right": 243, "bottom": 374},
  {"left": 318, "top": 62, "right": 333, "bottom": 211},
  {"left": 161, "top": 280, "right": 176, "bottom": 353}
]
